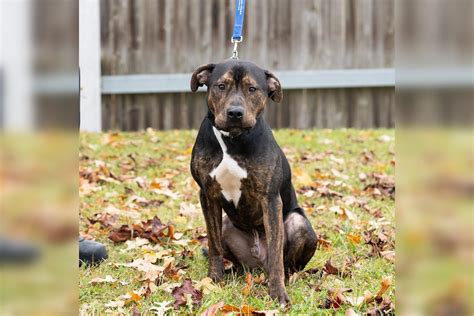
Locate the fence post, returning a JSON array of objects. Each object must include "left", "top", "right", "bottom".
[
  {"left": 1, "top": 0, "right": 33, "bottom": 131},
  {"left": 79, "top": 0, "right": 102, "bottom": 132}
]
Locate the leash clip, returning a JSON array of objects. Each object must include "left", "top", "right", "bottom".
[{"left": 231, "top": 37, "right": 242, "bottom": 59}]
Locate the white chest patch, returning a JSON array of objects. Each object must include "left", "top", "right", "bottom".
[{"left": 210, "top": 127, "right": 248, "bottom": 207}]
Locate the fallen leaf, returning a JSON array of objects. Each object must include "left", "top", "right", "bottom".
[
  {"left": 319, "top": 288, "right": 349, "bottom": 309},
  {"left": 108, "top": 216, "right": 174, "bottom": 244},
  {"left": 331, "top": 168, "right": 349, "bottom": 180},
  {"left": 242, "top": 273, "right": 253, "bottom": 296},
  {"left": 323, "top": 260, "right": 351, "bottom": 278},
  {"left": 156, "top": 249, "right": 172, "bottom": 259},
  {"left": 375, "top": 276, "right": 392, "bottom": 300},
  {"left": 150, "top": 180, "right": 162, "bottom": 190},
  {"left": 253, "top": 309, "right": 279, "bottom": 315},
  {"left": 317, "top": 236, "right": 332, "bottom": 250},
  {"left": 179, "top": 202, "right": 200, "bottom": 218},
  {"left": 378, "top": 134, "right": 392, "bottom": 142},
  {"left": 158, "top": 282, "right": 182, "bottom": 293},
  {"left": 171, "top": 279, "right": 203, "bottom": 309},
  {"left": 120, "top": 258, "right": 165, "bottom": 282},
  {"left": 347, "top": 233, "right": 362, "bottom": 244},
  {"left": 364, "top": 229, "right": 394, "bottom": 257},
  {"left": 238, "top": 304, "right": 256, "bottom": 314},
  {"left": 380, "top": 250, "right": 395, "bottom": 263},
  {"left": 318, "top": 138, "right": 334, "bottom": 145},
  {"left": 143, "top": 252, "right": 159, "bottom": 263},
  {"left": 153, "top": 188, "right": 181, "bottom": 200},
  {"left": 254, "top": 273, "right": 266, "bottom": 284},
  {"left": 364, "top": 174, "right": 395, "bottom": 199},
  {"left": 293, "top": 168, "right": 313, "bottom": 186},
  {"left": 365, "top": 297, "right": 395, "bottom": 315},
  {"left": 124, "top": 238, "right": 149, "bottom": 251},
  {"left": 200, "top": 301, "right": 224, "bottom": 316},
  {"left": 132, "top": 306, "right": 141, "bottom": 316},
  {"left": 360, "top": 151, "right": 374, "bottom": 164},
  {"left": 195, "top": 277, "right": 219, "bottom": 295},
  {"left": 324, "top": 260, "right": 340, "bottom": 275},
  {"left": 88, "top": 275, "right": 116, "bottom": 285},
  {"left": 149, "top": 301, "right": 172, "bottom": 316},
  {"left": 220, "top": 304, "right": 241, "bottom": 313},
  {"left": 330, "top": 205, "right": 357, "bottom": 221},
  {"left": 105, "top": 300, "right": 125, "bottom": 308},
  {"left": 329, "top": 155, "right": 345, "bottom": 165},
  {"left": 163, "top": 261, "right": 182, "bottom": 281},
  {"left": 316, "top": 186, "right": 344, "bottom": 198},
  {"left": 124, "top": 291, "right": 142, "bottom": 306},
  {"left": 345, "top": 308, "right": 359, "bottom": 316}
]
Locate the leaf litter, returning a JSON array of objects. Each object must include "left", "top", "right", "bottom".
[{"left": 79, "top": 130, "right": 395, "bottom": 314}]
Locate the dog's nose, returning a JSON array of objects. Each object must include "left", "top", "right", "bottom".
[{"left": 227, "top": 107, "right": 244, "bottom": 120}]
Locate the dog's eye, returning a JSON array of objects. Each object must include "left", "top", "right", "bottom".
[
  {"left": 217, "top": 84, "right": 226, "bottom": 90},
  {"left": 249, "top": 87, "right": 257, "bottom": 92}
]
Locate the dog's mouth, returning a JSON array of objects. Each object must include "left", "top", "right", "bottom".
[{"left": 216, "top": 125, "right": 252, "bottom": 138}]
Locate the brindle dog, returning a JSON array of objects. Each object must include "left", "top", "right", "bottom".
[{"left": 190, "top": 60, "right": 317, "bottom": 306}]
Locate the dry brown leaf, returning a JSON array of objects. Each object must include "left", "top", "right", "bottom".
[
  {"left": 179, "top": 202, "right": 200, "bottom": 218},
  {"left": 200, "top": 301, "right": 224, "bottom": 316},
  {"left": 347, "top": 233, "right": 362, "bottom": 244},
  {"left": 323, "top": 260, "right": 351, "bottom": 278},
  {"left": 345, "top": 308, "right": 359, "bottom": 316},
  {"left": 365, "top": 297, "right": 395, "bottom": 315},
  {"left": 254, "top": 273, "right": 266, "bottom": 284},
  {"left": 319, "top": 288, "right": 349, "bottom": 309},
  {"left": 120, "top": 258, "right": 165, "bottom": 282},
  {"left": 317, "top": 236, "right": 332, "bottom": 250},
  {"left": 324, "top": 260, "right": 340, "bottom": 275},
  {"left": 330, "top": 205, "right": 357, "bottom": 221},
  {"left": 132, "top": 306, "right": 141, "bottom": 316},
  {"left": 124, "top": 238, "right": 149, "bottom": 251},
  {"left": 108, "top": 216, "right": 174, "bottom": 244},
  {"left": 105, "top": 300, "right": 125, "bottom": 308},
  {"left": 253, "top": 309, "right": 279, "bottom": 315},
  {"left": 242, "top": 272, "right": 253, "bottom": 296},
  {"left": 380, "top": 250, "right": 395, "bottom": 263},
  {"left": 329, "top": 155, "right": 345, "bottom": 165},
  {"left": 293, "top": 167, "right": 313, "bottom": 186},
  {"left": 220, "top": 304, "right": 241, "bottom": 313},
  {"left": 88, "top": 275, "right": 116, "bottom": 285},
  {"left": 195, "top": 277, "right": 219, "bottom": 295},
  {"left": 375, "top": 276, "right": 392, "bottom": 299},
  {"left": 171, "top": 279, "right": 203, "bottom": 309},
  {"left": 124, "top": 291, "right": 142, "bottom": 306}
]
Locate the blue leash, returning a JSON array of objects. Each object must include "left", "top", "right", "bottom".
[{"left": 231, "top": 0, "right": 246, "bottom": 59}]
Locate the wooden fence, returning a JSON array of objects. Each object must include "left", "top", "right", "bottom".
[{"left": 100, "top": 0, "right": 395, "bottom": 130}]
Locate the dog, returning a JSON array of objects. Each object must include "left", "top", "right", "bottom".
[{"left": 190, "top": 60, "right": 317, "bottom": 306}]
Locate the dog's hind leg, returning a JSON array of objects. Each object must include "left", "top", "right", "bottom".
[
  {"left": 283, "top": 210, "right": 317, "bottom": 277},
  {"left": 222, "top": 216, "right": 267, "bottom": 270}
]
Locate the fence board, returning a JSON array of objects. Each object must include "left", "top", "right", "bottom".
[{"left": 100, "top": 0, "right": 395, "bottom": 130}]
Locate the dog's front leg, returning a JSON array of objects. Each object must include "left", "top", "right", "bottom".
[
  {"left": 262, "top": 195, "right": 290, "bottom": 306},
  {"left": 200, "top": 190, "right": 224, "bottom": 282}
]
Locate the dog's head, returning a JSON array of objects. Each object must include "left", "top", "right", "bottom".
[{"left": 190, "top": 60, "right": 282, "bottom": 137}]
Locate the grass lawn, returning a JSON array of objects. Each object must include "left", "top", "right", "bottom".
[{"left": 79, "top": 129, "right": 395, "bottom": 315}]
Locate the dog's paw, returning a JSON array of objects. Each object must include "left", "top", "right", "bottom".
[
  {"left": 208, "top": 258, "right": 224, "bottom": 282},
  {"left": 269, "top": 286, "right": 291, "bottom": 308}
]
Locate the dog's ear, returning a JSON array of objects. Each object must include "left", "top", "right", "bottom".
[
  {"left": 190, "top": 64, "right": 215, "bottom": 92},
  {"left": 265, "top": 70, "right": 283, "bottom": 103}
]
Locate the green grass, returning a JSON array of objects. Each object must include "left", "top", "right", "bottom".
[{"left": 79, "top": 129, "right": 395, "bottom": 315}]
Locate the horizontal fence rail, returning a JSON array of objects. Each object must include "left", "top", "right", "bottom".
[{"left": 102, "top": 68, "right": 396, "bottom": 94}]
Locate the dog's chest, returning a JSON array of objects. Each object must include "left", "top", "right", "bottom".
[{"left": 209, "top": 128, "right": 247, "bottom": 207}]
